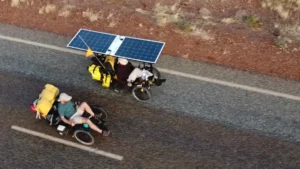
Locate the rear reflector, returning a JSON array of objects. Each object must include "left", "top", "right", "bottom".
[{"left": 30, "top": 104, "right": 36, "bottom": 113}]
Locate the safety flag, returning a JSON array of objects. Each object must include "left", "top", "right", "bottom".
[{"left": 86, "top": 47, "right": 94, "bottom": 57}]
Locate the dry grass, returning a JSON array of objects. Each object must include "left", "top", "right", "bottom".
[
  {"left": 107, "top": 0, "right": 124, "bottom": 3},
  {"left": 221, "top": 10, "right": 247, "bottom": 25},
  {"left": 135, "top": 8, "right": 150, "bottom": 15},
  {"left": 221, "top": 13, "right": 262, "bottom": 30},
  {"left": 58, "top": 5, "right": 76, "bottom": 17},
  {"left": 150, "top": 3, "right": 214, "bottom": 40},
  {"left": 39, "top": 3, "right": 56, "bottom": 14},
  {"left": 190, "top": 25, "right": 214, "bottom": 40},
  {"left": 107, "top": 12, "right": 113, "bottom": 19},
  {"left": 82, "top": 9, "right": 102, "bottom": 22},
  {"left": 275, "top": 36, "right": 293, "bottom": 48},
  {"left": 153, "top": 2, "right": 181, "bottom": 27},
  {"left": 11, "top": 0, "right": 26, "bottom": 7},
  {"left": 25, "top": 0, "right": 33, "bottom": 6},
  {"left": 108, "top": 20, "right": 117, "bottom": 27},
  {"left": 279, "top": 23, "right": 300, "bottom": 41},
  {"left": 107, "top": 12, "right": 118, "bottom": 27},
  {"left": 199, "top": 8, "right": 212, "bottom": 20},
  {"left": 262, "top": 0, "right": 300, "bottom": 19},
  {"left": 174, "top": 23, "right": 214, "bottom": 41},
  {"left": 45, "top": 4, "right": 56, "bottom": 13},
  {"left": 221, "top": 17, "right": 238, "bottom": 24}
]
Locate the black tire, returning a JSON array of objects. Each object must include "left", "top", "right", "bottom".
[
  {"left": 91, "top": 105, "right": 108, "bottom": 120},
  {"left": 143, "top": 66, "right": 161, "bottom": 82},
  {"left": 74, "top": 130, "right": 94, "bottom": 146},
  {"left": 151, "top": 67, "right": 161, "bottom": 81},
  {"left": 132, "top": 86, "right": 152, "bottom": 102}
]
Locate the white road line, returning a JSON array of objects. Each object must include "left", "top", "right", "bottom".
[
  {"left": 11, "top": 125, "right": 124, "bottom": 161},
  {"left": 0, "top": 34, "right": 84, "bottom": 55},
  {"left": 0, "top": 34, "right": 300, "bottom": 101},
  {"left": 158, "top": 68, "right": 300, "bottom": 101}
]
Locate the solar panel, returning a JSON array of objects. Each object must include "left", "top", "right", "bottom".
[
  {"left": 67, "top": 29, "right": 117, "bottom": 54},
  {"left": 115, "top": 37, "right": 164, "bottom": 63},
  {"left": 67, "top": 29, "right": 165, "bottom": 63}
]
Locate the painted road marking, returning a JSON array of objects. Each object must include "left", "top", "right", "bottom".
[
  {"left": 11, "top": 125, "right": 124, "bottom": 161},
  {"left": 158, "top": 68, "right": 300, "bottom": 101},
  {"left": 0, "top": 34, "right": 300, "bottom": 101}
]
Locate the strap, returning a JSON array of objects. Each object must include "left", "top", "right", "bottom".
[
  {"left": 49, "top": 114, "right": 53, "bottom": 125},
  {"left": 92, "top": 64, "right": 98, "bottom": 73},
  {"left": 36, "top": 111, "right": 41, "bottom": 119}
]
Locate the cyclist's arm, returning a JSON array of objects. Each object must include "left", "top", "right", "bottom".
[
  {"left": 60, "top": 116, "right": 72, "bottom": 125},
  {"left": 58, "top": 105, "right": 73, "bottom": 125}
]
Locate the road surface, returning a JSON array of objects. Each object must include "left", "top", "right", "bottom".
[{"left": 1, "top": 23, "right": 300, "bottom": 169}]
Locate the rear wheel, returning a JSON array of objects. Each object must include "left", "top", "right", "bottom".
[
  {"left": 143, "top": 66, "right": 161, "bottom": 82},
  {"left": 150, "top": 67, "right": 161, "bottom": 81},
  {"left": 74, "top": 130, "right": 94, "bottom": 146},
  {"left": 132, "top": 86, "right": 152, "bottom": 102}
]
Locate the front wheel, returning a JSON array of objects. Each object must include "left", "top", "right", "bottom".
[
  {"left": 132, "top": 86, "right": 152, "bottom": 102},
  {"left": 74, "top": 130, "right": 94, "bottom": 146},
  {"left": 91, "top": 105, "right": 108, "bottom": 120}
]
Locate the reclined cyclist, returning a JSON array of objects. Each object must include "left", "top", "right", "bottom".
[
  {"left": 113, "top": 58, "right": 134, "bottom": 92},
  {"left": 57, "top": 93, "right": 110, "bottom": 136}
]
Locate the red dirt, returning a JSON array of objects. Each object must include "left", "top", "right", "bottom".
[{"left": 0, "top": 0, "right": 299, "bottom": 80}]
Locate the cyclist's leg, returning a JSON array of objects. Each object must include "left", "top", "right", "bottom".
[
  {"left": 72, "top": 116, "right": 103, "bottom": 134},
  {"left": 77, "top": 102, "right": 95, "bottom": 116},
  {"left": 85, "top": 119, "right": 103, "bottom": 134}
]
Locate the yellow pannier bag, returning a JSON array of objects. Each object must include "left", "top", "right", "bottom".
[
  {"left": 36, "top": 84, "right": 59, "bottom": 117},
  {"left": 88, "top": 64, "right": 102, "bottom": 81},
  {"left": 104, "top": 55, "right": 116, "bottom": 72},
  {"left": 102, "top": 74, "right": 111, "bottom": 88}
]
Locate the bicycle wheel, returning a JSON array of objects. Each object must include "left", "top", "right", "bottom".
[
  {"left": 91, "top": 105, "right": 108, "bottom": 120},
  {"left": 143, "top": 66, "right": 161, "bottom": 82},
  {"left": 74, "top": 130, "right": 94, "bottom": 146},
  {"left": 151, "top": 67, "right": 161, "bottom": 81},
  {"left": 132, "top": 86, "right": 152, "bottom": 102}
]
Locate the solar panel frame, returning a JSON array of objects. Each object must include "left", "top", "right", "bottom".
[{"left": 67, "top": 28, "right": 165, "bottom": 63}]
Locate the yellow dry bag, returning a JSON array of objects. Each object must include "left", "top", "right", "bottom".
[
  {"left": 88, "top": 64, "right": 102, "bottom": 81},
  {"left": 102, "top": 74, "right": 111, "bottom": 88},
  {"left": 104, "top": 55, "right": 116, "bottom": 73},
  {"left": 36, "top": 84, "right": 59, "bottom": 117}
]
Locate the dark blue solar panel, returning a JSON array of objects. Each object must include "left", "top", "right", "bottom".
[
  {"left": 67, "top": 29, "right": 116, "bottom": 54},
  {"left": 115, "top": 37, "right": 164, "bottom": 63},
  {"left": 67, "top": 29, "right": 165, "bottom": 63}
]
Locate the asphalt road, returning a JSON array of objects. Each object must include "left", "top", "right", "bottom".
[
  {"left": 2, "top": 70, "right": 300, "bottom": 169},
  {"left": 1, "top": 23, "right": 300, "bottom": 169}
]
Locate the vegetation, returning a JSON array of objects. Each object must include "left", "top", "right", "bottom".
[{"left": 261, "top": 0, "right": 300, "bottom": 19}]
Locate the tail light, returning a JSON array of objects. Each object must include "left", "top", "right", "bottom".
[{"left": 30, "top": 104, "right": 37, "bottom": 113}]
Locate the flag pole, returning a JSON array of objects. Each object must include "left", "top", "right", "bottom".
[
  {"left": 78, "top": 35, "right": 109, "bottom": 74},
  {"left": 78, "top": 35, "right": 90, "bottom": 50}
]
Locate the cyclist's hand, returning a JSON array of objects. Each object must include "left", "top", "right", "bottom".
[{"left": 69, "top": 121, "right": 75, "bottom": 126}]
